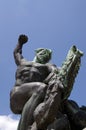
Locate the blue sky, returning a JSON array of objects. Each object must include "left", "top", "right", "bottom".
[{"left": 0, "top": 0, "right": 86, "bottom": 129}]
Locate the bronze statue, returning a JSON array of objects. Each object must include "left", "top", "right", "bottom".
[{"left": 10, "top": 35, "right": 86, "bottom": 130}]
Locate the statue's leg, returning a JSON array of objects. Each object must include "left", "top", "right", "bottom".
[
  {"left": 17, "top": 82, "right": 47, "bottom": 130},
  {"left": 34, "top": 84, "right": 62, "bottom": 130},
  {"left": 10, "top": 82, "right": 47, "bottom": 114}
]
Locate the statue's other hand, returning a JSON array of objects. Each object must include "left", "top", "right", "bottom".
[{"left": 18, "top": 34, "right": 28, "bottom": 45}]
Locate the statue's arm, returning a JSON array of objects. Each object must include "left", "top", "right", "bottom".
[{"left": 13, "top": 35, "right": 28, "bottom": 66}]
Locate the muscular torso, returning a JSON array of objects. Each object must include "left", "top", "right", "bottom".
[{"left": 15, "top": 60, "right": 53, "bottom": 86}]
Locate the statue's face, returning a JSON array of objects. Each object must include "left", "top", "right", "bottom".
[{"left": 34, "top": 48, "right": 52, "bottom": 64}]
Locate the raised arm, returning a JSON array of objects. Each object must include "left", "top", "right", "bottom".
[{"left": 13, "top": 35, "right": 28, "bottom": 66}]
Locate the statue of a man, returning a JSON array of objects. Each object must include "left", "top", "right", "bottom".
[
  {"left": 10, "top": 35, "right": 86, "bottom": 130},
  {"left": 10, "top": 35, "right": 63, "bottom": 130}
]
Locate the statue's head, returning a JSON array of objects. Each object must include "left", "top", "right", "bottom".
[{"left": 33, "top": 48, "right": 52, "bottom": 64}]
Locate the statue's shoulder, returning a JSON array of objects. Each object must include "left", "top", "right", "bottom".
[
  {"left": 45, "top": 63, "right": 61, "bottom": 73},
  {"left": 20, "top": 59, "right": 33, "bottom": 66},
  {"left": 45, "top": 63, "right": 56, "bottom": 66},
  {"left": 46, "top": 63, "right": 60, "bottom": 69}
]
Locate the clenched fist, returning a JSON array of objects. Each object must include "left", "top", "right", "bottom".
[{"left": 18, "top": 34, "right": 28, "bottom": 45}]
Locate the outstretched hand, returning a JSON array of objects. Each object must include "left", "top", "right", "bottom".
[{"left": 18, "top": 34, "right": 28, "bottom": 45}]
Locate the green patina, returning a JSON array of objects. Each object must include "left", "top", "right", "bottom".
[
  {"left": 57, "top": 45, "right": 83, "bottom": 99},
  {"left": 33, "top": 48, "right": 52, "bottom": 64}
]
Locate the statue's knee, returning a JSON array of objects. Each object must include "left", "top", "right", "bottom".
[
  {"left": 36, "top": 84, "right": 47, "bottom": 98},
  {"left": 10, "top": 87, "right": 19, "bottom": 103},
  {"left": 10, "top": 88, "right": 23, "bottom": 114},
  {"left": 37, "top": 83, "right": 47, "bottom": 92}
]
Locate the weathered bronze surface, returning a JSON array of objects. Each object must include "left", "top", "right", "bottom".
[{"left": 10, "top": 35, "right": 86, "bottom": 130}]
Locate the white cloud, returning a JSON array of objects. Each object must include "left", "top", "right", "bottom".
[
  {"left": 0, "top": 115, "right": 19, "bottom": 130},
  {"left": 0, "top": 115, "right": 85, "bottom": 130},
  {"left": 83, "top": 128, "right": 86, "bottom": 130}
]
